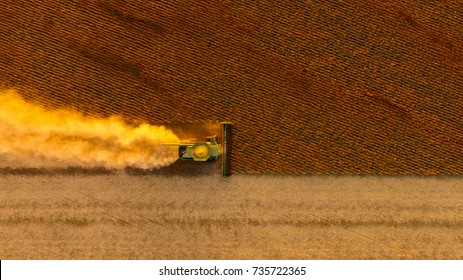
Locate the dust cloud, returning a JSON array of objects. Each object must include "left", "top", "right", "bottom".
[{"left": 0, "top": 89, "right": 180, "bottom": 169}]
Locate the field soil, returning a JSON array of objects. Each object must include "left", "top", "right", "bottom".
[{"left": 1, "top": 174, "right": 462, "bottom": 259}]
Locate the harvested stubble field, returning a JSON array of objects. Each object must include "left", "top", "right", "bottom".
[{"left": 1, "top": 173, "right": 463, "bottom": 259}]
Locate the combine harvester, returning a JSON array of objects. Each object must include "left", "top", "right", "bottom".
[{"left": 162, "top": 122, "right": 232, "bottom": 176}]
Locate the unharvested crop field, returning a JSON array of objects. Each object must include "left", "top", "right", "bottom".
[
  {"left": 3, "top": 1, "right": 463, "bottom": 174},
  {"left": 1, "top": 174, "right": 463, "bottom": 259}
]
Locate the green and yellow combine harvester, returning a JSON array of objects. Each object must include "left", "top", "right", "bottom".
[{"left": 161, "top": 122, "right": 232, "bottom": 176}]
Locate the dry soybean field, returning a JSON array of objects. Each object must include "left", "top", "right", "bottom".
[{"left": 1, "top": 173, "right": 463, "bottom": 259}]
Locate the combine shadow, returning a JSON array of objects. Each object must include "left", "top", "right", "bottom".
[
  {"left": 0, "top": 159, "right": 222, "bottom": 177},
  {"left": 125, "top": 158, "right": 222, "bottom": 177},
  {"left": 0, "top": 167, "right": 114, "bottom": 176}
]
